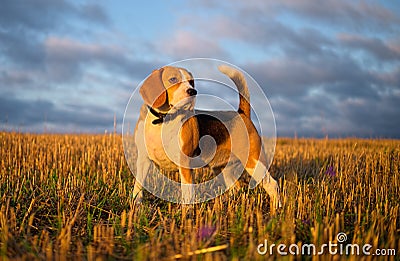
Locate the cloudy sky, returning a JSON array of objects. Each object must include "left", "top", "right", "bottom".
[{"left": 1, "top": 0, "right": 399, "bottom": 138}]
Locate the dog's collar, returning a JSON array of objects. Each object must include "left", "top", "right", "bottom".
[
  {"left": 147, "top": 106, "right": 179, "bottom": 125},
  {"left": 148, "top": 106, "right": 167, "bottom": 124}
]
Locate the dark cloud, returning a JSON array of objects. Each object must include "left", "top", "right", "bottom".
[
  {"left": 244, "top": 51, "right": 377, "bottom": 98},
  {"left": 0, "top": 0, "right": 111, "bottom": 69},
  {"left": 0, "top": 30, "right": 45, "bottom": 68},
  {"left": 44, "top": 37, "right": 155, "bottom": 82},
  {"left": 79, "top": 3, "right": 111, "bottom": 25},
  {"left": 373, "top": 68, "right": 400, "bottom": 88},
  {"left": 242, "top": 0, "right": 400, "bottom": 32},
  {"left": 270, "top": 92, "right": 340, "bottom": 138},
  {"left": 0, "top": 95, "right": 115, "bottom": 133},
  {"left": 185, "top": 0, "right": 400, "bottom": 62},
  {"left": 178, "top": 13, "right": 333, "bottom": 60},
  {"left": 271, "top": 92, "right": 400, "bottom": 138},
  {"left": 0, "top": 0, "right": 109, "bottom": 31},
  {"left": 0, "top": 95, "right": 51, "bottom": 124},
  {"left": 339, "top": 95, "right": 400, "bottom": 138},
  {"left": 0, "top": 0, "right": 156, "bottom": 88},
  {"left": 0, "top": 69, "right": 36, "bottom": 88},
  {"left": 247, "top": 52, "right": 400, "bottom": 138},
  {"left": 338, "top": 33, "right": 400, "bottom": 62},
  {"left": 0, "top": 0, "right": 74, "bottom": 31}
]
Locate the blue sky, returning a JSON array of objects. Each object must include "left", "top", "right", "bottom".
[{"left": 1, "top": 0, "right": 399, "bottom": 137}]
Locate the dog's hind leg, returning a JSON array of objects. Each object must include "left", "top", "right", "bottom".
[
  {"left": 245, "top": 140, "right": 282, "bottom": 209},
  {"left": 246, "top": 161, "right": 282, "bottom": 209}
]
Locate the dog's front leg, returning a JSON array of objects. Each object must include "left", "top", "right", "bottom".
[
  {"left": 132, "top": 153, "right": 152, "bottom": 204},
  {"left": 178, "top": 117, "right": 199, "bottom": 204},
  {"left": 180, "top": 167, "right": 194, "bottom": 204}
]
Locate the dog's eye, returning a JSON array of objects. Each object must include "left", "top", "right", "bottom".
[
  {"left": 169, "top": 77, "right": 178, "bottom": 84},
  {"left": 189, "top": 79, "right": 195, "bottom": 87}
]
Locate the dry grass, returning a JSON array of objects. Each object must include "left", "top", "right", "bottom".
[{"left": 0, "top": 132, "right": 399, "bottom": 260}]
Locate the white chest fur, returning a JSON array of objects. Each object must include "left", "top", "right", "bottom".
[{"left": 142, "top": 114, "right": 187, "bottom": 171}]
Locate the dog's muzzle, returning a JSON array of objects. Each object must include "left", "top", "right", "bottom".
[{"left": 186, "top": 88, "right": 197, "bottom": 96}]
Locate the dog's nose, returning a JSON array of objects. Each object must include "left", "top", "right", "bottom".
[{"left": 186, "top": 88, "right": 197, "bottom": 96}]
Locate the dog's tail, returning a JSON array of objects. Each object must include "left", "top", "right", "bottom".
[{"left": 218, "top": 65, "right": 251, "bottom": 118}]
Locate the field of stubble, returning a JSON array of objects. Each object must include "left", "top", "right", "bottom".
[{"left": 0, "top": 132, "right": 399, "bottom": 260}]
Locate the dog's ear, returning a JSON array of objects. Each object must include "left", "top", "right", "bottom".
[{"left": 139, "top": 68, "right": 167, "bottom": 108}]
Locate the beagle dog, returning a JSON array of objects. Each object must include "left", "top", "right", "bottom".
[{"left": 132, "top": 65, "right": 281, "bottom": 208}]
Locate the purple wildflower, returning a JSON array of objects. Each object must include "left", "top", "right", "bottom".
[
  {"left": 325, "top": 166, "right": 336, "bottom": 177},
  {"left": 302, "top": 219, "right": 311, "bottom": 225},
  {"left": 197, "top": 226, "right": 216, "bottom": 240}
]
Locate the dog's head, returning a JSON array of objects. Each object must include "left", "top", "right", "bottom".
[{"left": 140, "top": 66, "right": 197, "bottom": 111}]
